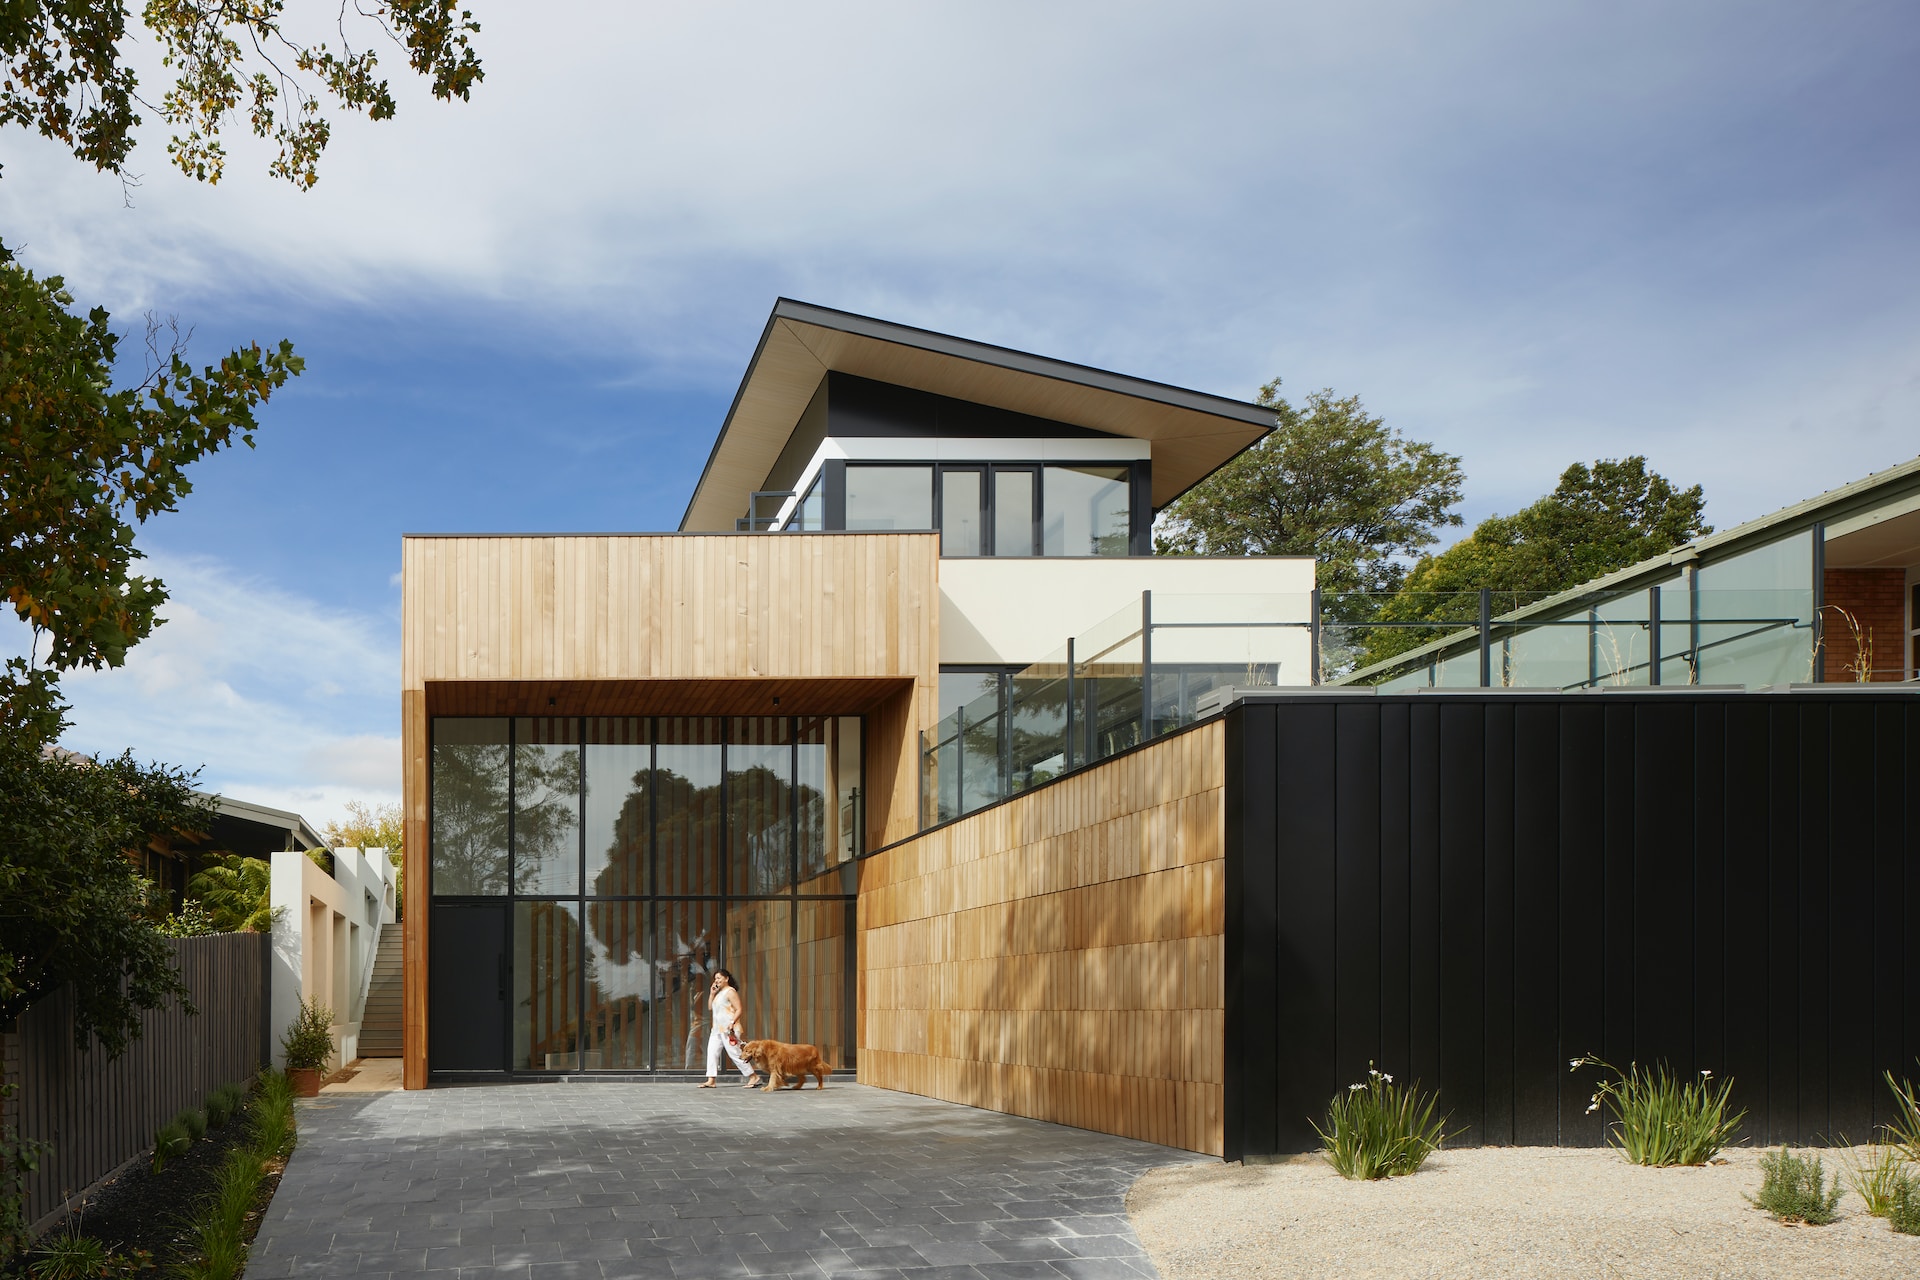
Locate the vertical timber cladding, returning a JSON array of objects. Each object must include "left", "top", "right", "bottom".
[
  {"left": 859, "top": 720, "right": 1227, "bottom": 1155},
  {"left": 1222, "top": 692, "right": 1920, "bottom": 1160},
  {"left": 400, "top": 532, "right": 942, "bottom": 1088}
]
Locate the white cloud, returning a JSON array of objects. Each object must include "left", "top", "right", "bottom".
[{"left": 4, "top": 554, "right": 400, "bottom": 832}]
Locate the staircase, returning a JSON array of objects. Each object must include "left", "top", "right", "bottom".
[{"left": 358, "top": 930, "right": 404, "bottom": 1058}]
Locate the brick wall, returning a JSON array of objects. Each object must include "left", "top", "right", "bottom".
[{"left": 1823, "top": 568, "right": 1908, "bottom": 681}]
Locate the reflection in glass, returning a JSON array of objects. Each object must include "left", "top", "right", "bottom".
[
  {"left": 787, "top": 474, "right": 825, "bottom": 532},
  {"left": 994, "top": 469, "right": 1036, "bottom": 557},
  {"left": 940, "top": 469, "right": 982, "bottom": 556},
  {"left": 730, "top": 717, "right": 791, "bottom": 895},
  {"left": 654, "top": 900, "right": 719, "bottom": 1070},
  {"left": 431, "top": 718, "right": 510, "bottom": 895},
  {"left": 727, "top": 898, "right": 792, "bottom": 1045},
  {"left": 514, "top": 718, "right": 581, "bottom": 895},
  {"left": 1043, "top": 465, "right": 1130, "bottom": 557},
  {"left": 845, "top": 465, "right": 933, "bottom": 530},
  {"left": 796, "top": 897, "right": 855, "bottom": 1070},
  {"left": 513, "top": 900, "right": 581, "bottom": 1070},
  {"left": 796, "top": 716, "right": 860, "bottom": 886},
  {"left": 656, "top": 719, "right": 723, "bottom": 896},
  {"left": 585, "top": 718, "right": 650, "bottom": 896},
  {"left": 582, "top": 901, "right": 650, "bottom": 1068}
]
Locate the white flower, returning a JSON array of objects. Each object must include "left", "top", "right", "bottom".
[
  {"left": 1382, "top": 1073, "right": 1394, "bottom": 1083},
  {"left": 1350, "top": 1083, "right": 1365, "bottom": 1092},
  {"left": 1700, "top": 1069, "right": 1712, "bottom": 1078}
]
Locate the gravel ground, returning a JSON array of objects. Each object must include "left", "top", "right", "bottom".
[{"left": 1127, "top": 1146, "right": 1920, "bottom": 1280}]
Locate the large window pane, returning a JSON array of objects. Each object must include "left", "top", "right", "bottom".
[
  {"left": 796, "top": 716, "right": 861, "bottom": 888},
  {"left": 730, "top": 717, "right": 791, "bottom": 895},
  {"left": 585, "top": 718, "right": 650, "bottom": 896},
  {"left": 1043, "top": 465, "right": 1130, "bottom": 557},
  {"left": 846, "top": 465, "right": 932, "bottom": 530},
  {"left": 431, "top": 718, "right": 509, "bottom": 896},
  {"left": 940, "top": 469, "right": 983, "bottom": 556},
  {"left": 796, "top": 897, "right": 855, "bottom": 1069},
  {"left": 514, "top": 718, "right": 580, "bottom": 895},
  {"left": 654, "top": 900, "right": 720, "bottom": 1071},
  {"left": 1696, "top": 530, "right": 1815, "bottom": 686},
  {"left": 582, "top": 901, "right": 651, "bottom": 1069},
  {"left": 513, "top": 900, "right": 581, "bottom": 1070},
  {"left": 726, "top": 898, "right": 792, "bottom": 1045},
  {"left": 656, "top": 718, "right": 723, "bottom": 896},
  {"left": 993, "top": 469, "right": 1036, "bottom": 557}
]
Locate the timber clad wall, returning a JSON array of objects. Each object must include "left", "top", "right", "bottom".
[
  {"left": 1224, "top": 693, "right": 1920, "bottom": 1159},
  {"left": 4, "top": 933, "right": 267, "bottom": 1228},
  {"left": 859, "top": 721, "right": 1227, "bottom": 1155},
  {"left": 400, "top": 533, "right": 941, "bottom": 1087}
]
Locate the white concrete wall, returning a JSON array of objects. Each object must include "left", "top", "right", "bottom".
[
  {"left": 938, "top": 555, "right": 1317, "bottom": 677},
  {"left": 269, "top": 847, "right": 396, "bottom": 1071}
]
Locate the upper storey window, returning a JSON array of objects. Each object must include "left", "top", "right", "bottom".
[{"left": 834, "top": 462, "right": 1135, "bottom": 557}]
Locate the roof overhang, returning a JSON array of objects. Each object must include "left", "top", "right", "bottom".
[{"left": 680, "top": 299, "right": 1275, "bottom": 532}]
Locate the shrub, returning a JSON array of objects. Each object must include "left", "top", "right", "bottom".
[
  {"left": 176, "top": 1107, "right": 208, "bottom": 1143},
  {"left": 25, "top": 1228, "right": 150, "bottom": 1279},
  {"left": 1570, "top": 1055, "right": 1744, "bottom": 1166},
  {"left": 150, "top": 1120, "right": 191, "bottom": 1172},
  {"left": 1750, "top": 1148, "right": 1844, "bottom": 1225},
  {"left": 171, "top": 1071, "right": 298, "bottom": 1280},
  {"left": 204, "top": 1084, "right": 239, "bottom": 1129},
  {"left": 1890, "top": 1172, "right": 1920, "bottom": 1236},
  {"left": 1310, "top": 1065, "right": 1450, "bottom": 1180},
  {"left": 279, "top": 997, "right": 334, "bottom": 1073},
  {"left": 1886, "top": 1068, "right": 1920, "bottom": 1162},
  {"left": 1837, "top": 1140, "right": 1907, "bottom": 1217}
]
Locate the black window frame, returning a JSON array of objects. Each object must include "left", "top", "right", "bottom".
[{"left": 830, "top": 458, "right": 1147, "bottom": 556}]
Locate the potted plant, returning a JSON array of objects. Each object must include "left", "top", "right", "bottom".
[{"left": 281, "top": 996, "right": 335, "bottom": 1097}]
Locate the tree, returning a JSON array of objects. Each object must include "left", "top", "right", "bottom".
[
  {"left": 1360, "top": 456, "right": 1711, "bottom": 668},
  {"left": 323, "top": 799, "right": 404, "bottom": 913},
  {"left": 1156, "top": 379, "right": 1465, "bottom": 597},
  {"left": 1, "top": 262, "right": 303, "bottom": 744},
  {"left": 0, "top": 739, "right": 210, "bottom": 1054},
  {"left": 3, "top": 0, "right": 482, "bottom": 188},
  {"left": 186, "top": 854, "right": 274, "bottom": 933}
]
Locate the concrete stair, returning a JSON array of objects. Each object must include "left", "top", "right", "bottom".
[{"left": 358, "top": 929, "right": 404, "bottom": 1058}]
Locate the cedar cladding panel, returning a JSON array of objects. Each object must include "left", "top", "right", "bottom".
[{"left": 858, "top": 721, "right": 1227, "bottom": 1156}]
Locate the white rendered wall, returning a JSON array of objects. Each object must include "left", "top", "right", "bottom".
[
  {"left": 269, "top": 847, "right": 396, "bottom": 1071},
  {"left": 938, "top": 556, "right": 1317, "bottom": 678}
]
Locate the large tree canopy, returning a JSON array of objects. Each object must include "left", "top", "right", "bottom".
[
  {"left": 1359, "top": 456, "right": 1711, "bottom": 669},
  {"left": 2, "top": 0, "right": 482, "bottom": 187},
  {"left": 1155, "top": 379, "right": 1465, "bottom": 597},
  {"left": 1, "top": 261, "right": 303, "bottom": 744}
]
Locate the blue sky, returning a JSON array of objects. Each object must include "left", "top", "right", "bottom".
[{"left": 4, "top": 1, "right": 1917, "bottom": 824}]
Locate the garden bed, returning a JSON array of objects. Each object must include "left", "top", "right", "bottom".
[{"left": 1129, "top": 1146, "right": 1919, "bottom": 1279}]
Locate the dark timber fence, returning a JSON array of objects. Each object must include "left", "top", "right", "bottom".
[
  {"left": 2, "top": 931, "right": 269, "bottom": 1228},
  {"left": 1223, "top": 690, "right": 1920, "bottom": 1160}
]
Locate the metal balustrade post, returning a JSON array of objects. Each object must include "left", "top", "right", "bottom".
[
  {"left": 1687, "top": 564, "right": 1701, "bottom": 684},
  {"left": 1648, "top": 585, "right": 1662, "bottom": 685},
  {"left": 1139, "top": 590, "right": 1152, "bottom": 747},
  {"left": 1310, "top": 587, "right": 1322, "bottom": 685},
  {"left": 1478, "top": 588, "right": 1492, "bottom": 687},
  {"left": 1065, "top": 637, "right": 1076, "bottom": 771}
]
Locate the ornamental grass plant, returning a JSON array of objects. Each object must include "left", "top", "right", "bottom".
[
  {"left": 1836, "top": 1140, "right": 1908, "bottom": 1218},
  {"left": 1311, "top": 1065, "right": 1450, "bottom": 1180},
  {"left": 172, "top": 1069, "right": 297, "bottom": 1280},
  {"left": 1886, "top": 1068, "right": 1920, "bottom": 1162},
  {"left": 1750, "top": 1148, "right": 1843, "bottom": 1225},
  {"left": 1570, "top": 1055, "right": 1744, "bottom": 1166}
]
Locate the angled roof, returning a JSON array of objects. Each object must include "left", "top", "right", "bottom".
[{"left": 679, "top": 299, "right": 1275, "bottom": 532}]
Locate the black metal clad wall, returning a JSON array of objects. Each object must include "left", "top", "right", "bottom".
[
  {"left": 1222, "top": 693, "right": 1920, "bottom": 1160},
  {"left": 3, "top": 932, "right": 268, "bottom": 1228}
]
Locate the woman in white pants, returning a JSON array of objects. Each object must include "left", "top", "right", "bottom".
[{"left": 700, "top": 968, "right": 760, "bottom": 1088}]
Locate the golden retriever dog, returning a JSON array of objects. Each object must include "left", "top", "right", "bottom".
[{"left": 739, "top": 1038, "right": 832, "bottom": 1091}]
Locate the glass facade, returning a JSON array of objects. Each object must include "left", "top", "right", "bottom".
[
  {"left": 845, "top": 466, "right": 933, "bottom": 531},
  {"left": 833, "top": 461, "right": 1138, "bottom": 556},
  {"left": 1043, "top": 465, "right": 1131, "bottom": 557},
  {"left": 430, "top": 714, "right": 861, "bottom": 1073}
]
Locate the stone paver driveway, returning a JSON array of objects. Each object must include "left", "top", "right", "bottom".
[{"left": 248, "top": 1082, "right": 1205, "bottom": 1279}]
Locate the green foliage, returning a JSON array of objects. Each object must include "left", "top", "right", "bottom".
[
  {"left": 1837, "top": 1141, "right": 1909, "bottom": 1217},
  {"left": 25, "top": 1227, "right": 152, "bottom": 1279},
  {"left": 171, "top": 1071, "right": 298, "bottom": 1279},
  {"left": 1571, "top": 1055, "right": 1744, "bottom": 1166},
  {"left": 1310, "top": 1064, "right": 1450, "bottom": 1180},
  {"left": 175, "top": 1107, "right": 208, "bottom": 1143},
  {"left": 184, "top": 857, "right": 274, "bottom": 934},
  {"left": 1, "top": 1081, "right": 52, "bottom": 1266},
  {"left": 323, "top": 801, "right": 405, "bottom": 917},
  {"left": 1886, "top": 1068, "right": 1920, "bottom": 1161},
  {"left": 1, "top": 263, "right": 303, "bottom": 748},
  {"left": 1750, "top": 1148, "right": 1844, "bottom": 1225},
  {"left": 156, "top": 899, "right": 221, "bottom": 938},
  {"left": 150, "top": 1120, "right": 191, "bottom": 1173},
  {"left": 304, "top": 847, "right": 334, "bottom": 877},
  {"left": 1360, "top": 458, "right": 1710, "bottom": 669},
  {"left": 1, "top": 1, "right": 483, "bottom": 187},
  {"left": 0, "top": 739, "right": 207, "bottom": 1054},
  {"left": 205, "top": 1082, "right": 247, "bottom": 1129},
  {"left": 1156, "top": 380, "right": 1464, "bottom": 597},
  {"left": 1890, "top": 1172, "right": 1920, "bottom": 1236},
  {"left": 279, "top": 997, "right": 334, "bottom": 1072}
]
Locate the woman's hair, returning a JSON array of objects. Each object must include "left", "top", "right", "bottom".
[{"left": 711, "top": 967, "right": 736, "bottom": 989}]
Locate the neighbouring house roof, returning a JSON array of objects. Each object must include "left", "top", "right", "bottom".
[
  {"left": 199, "top": 794, "right": 327, "bottom": 856},
  {"left": 679, "top": 299, "right": 1276, "bottom": 532}
]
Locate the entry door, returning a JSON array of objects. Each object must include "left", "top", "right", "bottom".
[{"left": 429, "top": 902, "right": 509, "bottom": 1071}]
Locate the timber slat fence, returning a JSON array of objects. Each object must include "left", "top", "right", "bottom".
[{"left": 1, "top": 932, "right": 268, "bottom": 1229}]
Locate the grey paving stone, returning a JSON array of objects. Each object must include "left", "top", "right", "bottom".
[{"left": 251, "top": 1086, "right": 1199, "bottom": 1280}]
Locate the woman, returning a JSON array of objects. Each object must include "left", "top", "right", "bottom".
[{"left": 700, "top": 968, "right": 760, "bottom": 1088}]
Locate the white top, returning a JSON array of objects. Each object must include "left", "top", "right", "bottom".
[{"left": 711, "top": 985, "right": 742, "bottom": 1034}]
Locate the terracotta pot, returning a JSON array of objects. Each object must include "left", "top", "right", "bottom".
[{"left": 289, "top": 1067, "right": 322, "bottom": 1097}]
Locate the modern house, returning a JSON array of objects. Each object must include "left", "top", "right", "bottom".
[{"left": 402, "top": 300, "right": 1920, "bottom": 1159}]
